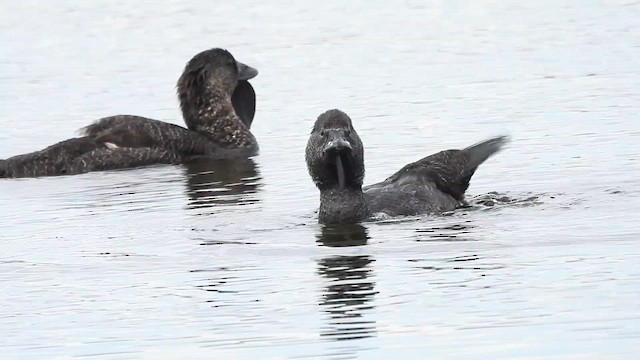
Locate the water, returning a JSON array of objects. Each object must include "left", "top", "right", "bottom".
[{"left": 1, "top": 1, "right": 639, "bottom": 358}]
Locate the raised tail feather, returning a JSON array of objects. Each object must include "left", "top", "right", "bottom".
[
  {"left": 464, "top": 135, "right": 509, "bottom": 172},
  {"left": 79, "top": 115, "right": 138, "bottom": 137}
]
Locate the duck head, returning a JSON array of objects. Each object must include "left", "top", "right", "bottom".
[
  {"left": 305, "top": 109, "right": 365, "bottom": 191},
  {"left": 177, "top": 48, "right": 258, "bottom": 129}
]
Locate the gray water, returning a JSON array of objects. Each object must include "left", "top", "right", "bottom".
[{"left": 1, "top": 1, "right": 639, "bottom": 359}]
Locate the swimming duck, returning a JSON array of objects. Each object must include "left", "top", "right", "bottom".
[
  {"left": 305, "top": 109, "right": 508, "bottom": 224},
  {"left": 0, "top": 48, "right": 258, "bottom": 178}
]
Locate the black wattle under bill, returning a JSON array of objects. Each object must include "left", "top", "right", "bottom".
[{"left": 336, "top": 155, "right": 346, "bottom": 190}]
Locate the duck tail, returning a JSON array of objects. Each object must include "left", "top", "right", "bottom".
[
  {"left": 80, "top": 120, "right": 107, "bottom": 136},
  {"left": 463, "top": 135, "right": 509, "bottom": 171}
]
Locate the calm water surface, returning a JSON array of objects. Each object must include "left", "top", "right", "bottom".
[{"left": 1, "top": 1, "right": 639, "bottom": 359}]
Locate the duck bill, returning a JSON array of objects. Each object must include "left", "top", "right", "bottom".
[
  {"left": 323, "top": 138, "right": 352, "bottom": 153},
  {"left": 236, "top": 61, "right": 259, "bottom": 81}
]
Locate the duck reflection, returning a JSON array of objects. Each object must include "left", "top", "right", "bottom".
[
  {"left": 183, "top": 157, "right": 262, "bottom": 211},
  {"left": 317, "top": 224, "right": 369, "bottom": 247},
  {"left": 316, "top": 224, "right": 378, "bottom": 341}
]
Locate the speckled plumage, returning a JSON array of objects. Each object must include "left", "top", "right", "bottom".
[
  {"left": 1, "top": 48, "right": 258, "bottom": 179},
  {"left": 177, "top": 49, "right": 258, "bottom": 150},
  {"left": 0, "top": 137, "right": 182, "bottom": 178},
  {"left": 305, "top": 109, "right": 509, "bottom": 224}
]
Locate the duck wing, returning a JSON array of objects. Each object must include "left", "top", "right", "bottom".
[
  {"left": 372, "top": 135, "right": 508, "bottom": 201},
  {"left": 82, "top": 115, "right": 217, "bottom": 156}
]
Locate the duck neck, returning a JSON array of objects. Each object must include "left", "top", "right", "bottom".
[
  {"left": 318, "top": 186, "right": 370, "bottom": 224},
  {"left": 182, "top": 85, "right": 257, "bottom": 150}
]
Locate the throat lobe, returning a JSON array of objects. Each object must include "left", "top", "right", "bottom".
[{"left": 336, "top": 154, "right": 346, "bottom": 189}]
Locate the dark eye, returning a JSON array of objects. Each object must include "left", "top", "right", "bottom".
[
  {"left": 344, "top": 129, "right": 351, "bottom": 136},
  {"left": 320, "top": 130, "right": 326, "bottom": 137}
]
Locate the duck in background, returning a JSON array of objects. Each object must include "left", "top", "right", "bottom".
[{"left": 1, "top": 48, "right": 259, "bottom": 178}]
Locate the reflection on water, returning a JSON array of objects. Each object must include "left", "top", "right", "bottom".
[
  {"left": 317, "top": 255, "right": 377, "bottom": 341},
  {"left": 316, "top": 224, "right": 369, "bottom": 248},
  {"left": 183, "top": 157, "right": 262, "bottom": 211},
  {"left": 316, "top": 225, "right": 377, "bottom": 341}
]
